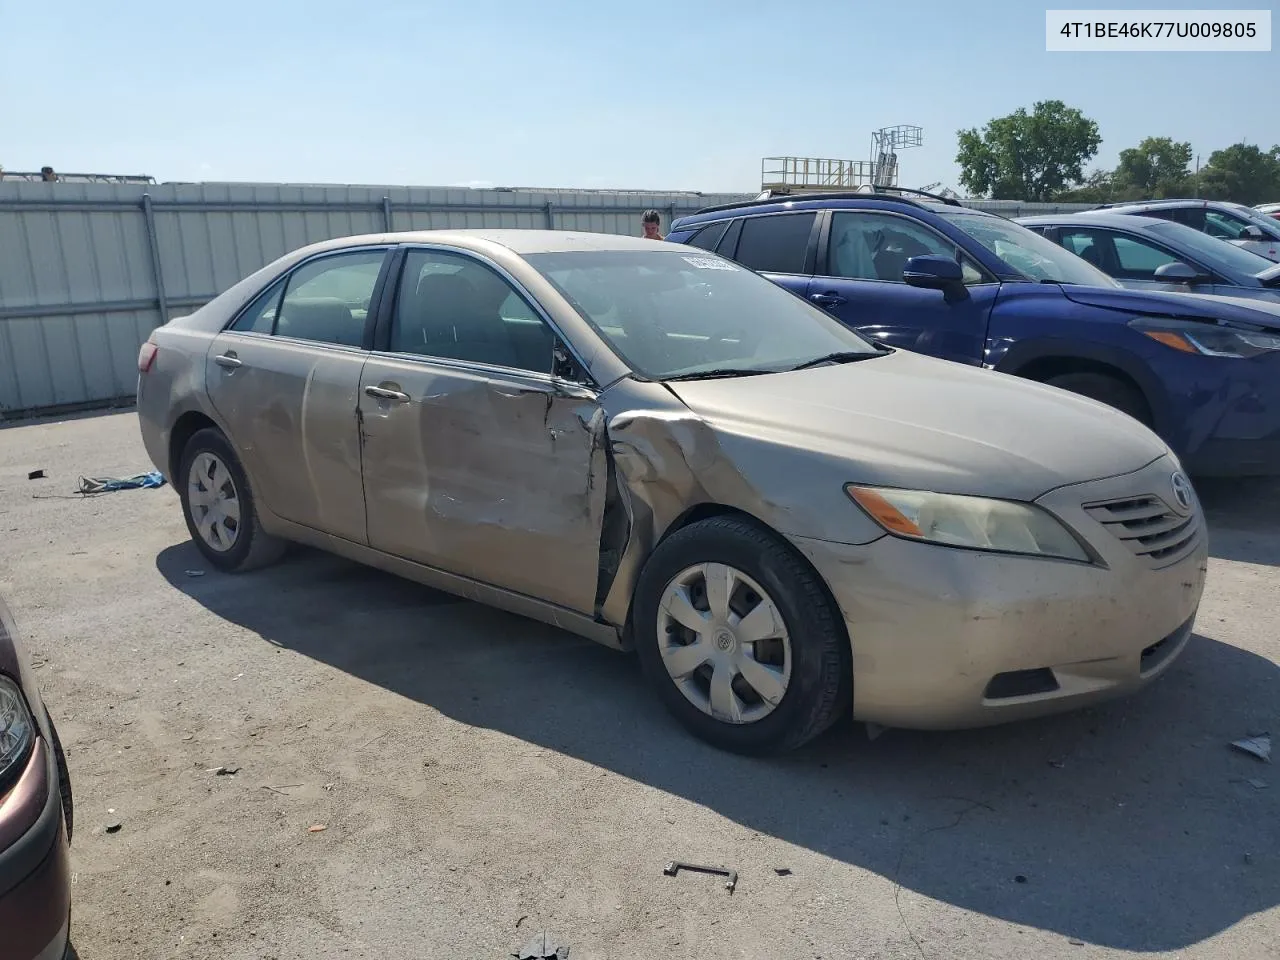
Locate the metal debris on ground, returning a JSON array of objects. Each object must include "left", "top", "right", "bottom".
[
  {"left": 185, "top": 569, "right": 205, "bottom": 578},
  {"left": 663, "top": 859, "right": 738, "bottom": 894},
  {"left": 514, "top": 931, "right": 570, "bottom": 959},
  {"left": 1230, "top": 734, "right": 1272, "bottom": 762},
  {"left": 1048, "top": 759, "right": 1066, "bottom": 769},
  {"left": 1246, "top": 778, "right": 1268, "bottom": 789},
  {"left": 27, "top": 470, "right": 45, "bottom": 480},
  {"left": 209, "top": 766, "right": 240, "bottom": 776}
]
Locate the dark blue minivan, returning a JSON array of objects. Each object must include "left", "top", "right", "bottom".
[{"left": 668, "top": 190, "right": 1280, "bottom": 477}]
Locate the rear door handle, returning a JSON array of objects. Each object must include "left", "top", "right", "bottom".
[
  {"left": 214, "top": 352, "right": 242, "bottom": 369},
  {"left": 364, "top": 385, "right": 411, "bottom": 403},
  {"left": 809, "top": 292, "right": 847, "bottom": 307}
]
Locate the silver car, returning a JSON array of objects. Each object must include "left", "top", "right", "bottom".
[
  {"left": 1018, "top": 212, "right": 1280, "bottom": 304},
  {"left": 1091, "top": 199, "right": 1280, "bottom": 262},
  {"left": 136, "top": 231, "right": 1208, "bottom": 754}
]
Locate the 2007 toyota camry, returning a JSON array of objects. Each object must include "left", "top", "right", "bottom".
[{"left": 136, "top": 231, "right": 1208, "bottom": 754}]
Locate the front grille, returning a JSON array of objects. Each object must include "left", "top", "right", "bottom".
[{"left": 1083, "top": 495, "right": 1201, "bottom": 568}]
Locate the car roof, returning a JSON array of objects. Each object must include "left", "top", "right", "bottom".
[
  {"left": 288, "top": 229, "right": 668, "bottom": 258},
  {"left": 670, "top": 194, "right": 992, "bottom": 230},
  {"left": 1017, "top": 212, "right": 1187, "bottom": 230},
  {"left": 1091, "top": 198, "right": 1240, "bottom": 212}
]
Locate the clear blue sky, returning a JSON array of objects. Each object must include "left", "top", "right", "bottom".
[{"left": 0, "top": 0, "right": 1275, "bottom": 192}]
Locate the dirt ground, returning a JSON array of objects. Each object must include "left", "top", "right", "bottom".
[{"left": 0, "top": 410, "right": 1276, "bottom": 960}]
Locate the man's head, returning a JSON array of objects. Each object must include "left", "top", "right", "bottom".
[{"left": 641, "top": 209, "right": 662, "bottom": 239}]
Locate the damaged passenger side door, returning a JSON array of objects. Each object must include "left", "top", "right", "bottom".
[{"left": 358, "top": 246, "right": 608, "bottom": 615}]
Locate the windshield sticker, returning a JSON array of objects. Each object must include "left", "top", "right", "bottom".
[{"left": 681, "top": 255, "right": 738, "bottom": 271}]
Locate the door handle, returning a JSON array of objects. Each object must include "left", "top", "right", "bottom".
[
  {"left": 214, "top": 352, "right": 242, "bottom": 369},
  {"left": 364, "top": 385, "right": 411, "bottom": 403},
  {"left": 809, "top": 292, "right": 847, "bottom": 307}
]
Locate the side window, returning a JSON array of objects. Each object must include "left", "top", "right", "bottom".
[
  {"left": 1204, "top": 210, "right": 1250, "bottom": 239},
  {"left": 1111, "top": 235, "right": 1181, "bottom": 280},
  {"left": 716, "top": 218, "right": 743, "bottom": 258},
  {"left": 733, "top": 213, "right": 816, "bottom": 274},
  {"left": 1142, "top": 207, "right": 1204, "bottom": 230},
  {"left": 275, "top": 251, "right": 386, "bottom": 347},
  {"left": 686, "top": 220, "right": 730, "bottom": 252},
  {"left": 1058, "top": 228, "right": 1112, "bottom": 270},
  {"left": 231, "top": 278, "right": 285, "bottom": 334},
  {"left": 827, "top": 212, "right": 985, "bottom": 284},
  {"left": 389, "top": 249, "right": 554, "bottom": 374}
]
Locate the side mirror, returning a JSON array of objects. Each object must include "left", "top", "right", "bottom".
[
  {"left": 1241, "top": 225, "right": 1266, "bottom": 241},
  {"left": 552, "top": 341, "right": 595, "bottom": 396},
  {"left": 1153, "top": 261, "right": 1210, "bottom": 284},
  {"left": 903, "top": 255, "right": 965, "bottom": 292}
]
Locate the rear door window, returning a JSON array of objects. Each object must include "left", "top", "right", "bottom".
[
  {"left": 732, "top": 213, "right": 817, "bottom": 275},
  {"left": 275, "top": 251, "right": 387, "bottom": 347}
]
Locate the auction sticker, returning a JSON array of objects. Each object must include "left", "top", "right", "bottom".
[{"left": 682, "top": 256, "right": 738, "bottom": 271}]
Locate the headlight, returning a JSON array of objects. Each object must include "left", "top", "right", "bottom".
[
  {"left": 0, "top": 676, "right": 35, "bottom": 783},
  {"left": 846, "top": 485, "right": 1090, "bottom": 562},
  {"left": 1131, "top": 317, "right": 1280, "bottom": 358}
]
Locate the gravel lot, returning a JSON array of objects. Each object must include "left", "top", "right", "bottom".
[{"left": 1, "top": 411, "right": 1277, "bottom": 960}]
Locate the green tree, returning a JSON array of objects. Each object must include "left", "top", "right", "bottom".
[
  {"left": 956, "top": 101, "right": 1101, "bottom": 201},
  {"left": 1112, "top": 137, "right": 1193, "bottom": 198},
  {"left": 1056, "top": 168, "right": 1116, "bottom": 204},
  {"left": 1197, "top": 143, "right": 1280, "bottom": 204}
]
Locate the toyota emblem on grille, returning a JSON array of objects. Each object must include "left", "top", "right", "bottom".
[{"left": 1170, "top": 472, "right": 1194, "bottom": 514}]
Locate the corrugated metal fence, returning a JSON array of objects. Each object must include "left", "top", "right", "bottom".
[
  {"left": 0, "top": 182, "right": 1093, "bottom": 417},
  {"left": 0, "top": 181, "right": 748, "bottom": 417}
]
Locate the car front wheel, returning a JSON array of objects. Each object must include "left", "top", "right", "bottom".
[
  {"left": 178, "top": 428, "right": 285, "bottom": 573},
  {"left": 633, "top": 515, "right": 850, "bottom": 755}
]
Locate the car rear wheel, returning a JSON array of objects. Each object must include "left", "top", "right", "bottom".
[
  {"left": 633, "top": 515, "right": 850, "bottom": 755},
  {"left": 178, "top": 428, "right": 285, "bottom": 573},
  {"left": 1044, "top": 371, "right": 1152, "bottom": 425}
]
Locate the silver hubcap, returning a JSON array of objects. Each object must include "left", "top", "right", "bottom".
[
  {"left": 188, "top": 452, "right": 241, "bottom": 553},
  {"left": 657, "top": 563, "right": 791, "bottom": 724}
]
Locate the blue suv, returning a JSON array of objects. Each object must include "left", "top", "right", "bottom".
[{"left": 668, "top": 190, "right": 1280, "bottom": 477}]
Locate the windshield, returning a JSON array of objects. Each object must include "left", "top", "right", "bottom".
[
  {"left": 524, "top": 250, "right": 880, "bottom": 379},
  {"left": 939, "top": 212, "right": 1120, "bottom": 286},
  {"left": 1229, "top": 204, "right": 1280, "bottom": 237},
  {"left": 1144, "top": 219, "right": 1278, "bottom": 277}
]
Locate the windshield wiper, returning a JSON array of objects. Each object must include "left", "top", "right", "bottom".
[
  {"left": 787, "top": 350, "right": 884, "bottom": 371},
  {"left": 663, "top": 368, "right": 772, "bottom": 382}
]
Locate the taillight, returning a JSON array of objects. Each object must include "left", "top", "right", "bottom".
[{"left": 138, "top": 341, "right": 158, "bottom": 373}]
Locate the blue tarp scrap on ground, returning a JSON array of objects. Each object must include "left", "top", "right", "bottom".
[{"left": 77, "top": 471, "right": 167, "bottom": 494}]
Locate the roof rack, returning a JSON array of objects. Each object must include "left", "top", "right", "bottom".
[{"left": 689, "top": 185, "right": 961, "bottom": 217}]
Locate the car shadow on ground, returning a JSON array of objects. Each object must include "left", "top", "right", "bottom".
[
  {"left": 1198, "top": 477, "right": 1280, "bottom": 566},
  {"left": 156, "top": 544, "right": 1278, "bottom": 952}
]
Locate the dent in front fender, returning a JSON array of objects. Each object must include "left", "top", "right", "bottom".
[{"left": 596, "top": 407, "right": 885, "bottom": 630}]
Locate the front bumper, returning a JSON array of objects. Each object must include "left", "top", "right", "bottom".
[
  {"left": 0, "top": 739, "right": 72, "bottom": 960},
  {"left": 792, "top": 456, "right": 1209, "bottom": 729},
  {"left": 1177, "top": 353, "right": 1280, "bottom": 477}
]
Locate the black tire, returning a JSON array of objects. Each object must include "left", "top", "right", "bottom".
[
  {"left": 48, "top": 716, "right": 72, "bottom": 841},
  {"left": 632, "top": 515, "right": 850, "bottom": 756},
  {"left": 1044, "top": 371, "right": 1152, "bottom": 425},
  {"left": 178, "top": 428, "right": 286, "bottom": 573}
]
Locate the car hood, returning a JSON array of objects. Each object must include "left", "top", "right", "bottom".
[
  {"left": 662, "top": 349, "right": 1168, "bottom": 502},
  {"left": 1059, "top": 284, "right": 1280, "bottom": 330}
]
